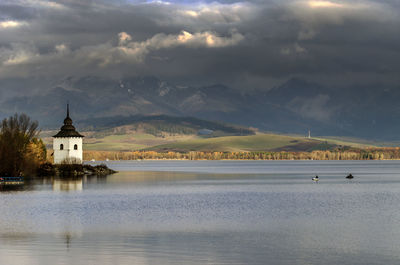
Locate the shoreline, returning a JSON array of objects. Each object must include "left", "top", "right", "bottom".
[{"left": 85, "top": 158, "right": 400, "bottom": 162}]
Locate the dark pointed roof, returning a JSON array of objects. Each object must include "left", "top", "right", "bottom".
[{"left": 53, "top": 104, "right": 84, "bottom": 138}]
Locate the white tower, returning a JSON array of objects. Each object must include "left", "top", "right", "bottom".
[{"left": 53, "top": 104, "right": 84, "bottom": 164}]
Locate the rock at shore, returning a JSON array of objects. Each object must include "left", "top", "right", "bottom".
[{"left": 37, "top": 162, "right": 117, "bottom": 177}]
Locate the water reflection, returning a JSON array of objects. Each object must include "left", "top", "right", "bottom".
[
  {"left": 63, "top": 232, "right": 72, "bottom": 249},
  {"left": 53, "top": 178, "right": 83, "bottom": 191},
  {"left": 0, "top": 183, "right": 26, "bottom": 192},
  {"left": 0, "top": 174, "right": 111, "bottom": 193}
]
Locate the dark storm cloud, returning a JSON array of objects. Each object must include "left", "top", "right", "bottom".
[{"left": 0, "top": 0, "right": 399, "bottom": 89}]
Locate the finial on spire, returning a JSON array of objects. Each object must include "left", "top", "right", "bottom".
[{"left": 67, "top": 102, "right": 70, "bottom": 118}]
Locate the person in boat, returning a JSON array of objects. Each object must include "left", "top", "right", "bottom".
[
  {"left": 312, "top": 175, "right": 319, "bottom": 181},
  {"left": 346, "top": 174, "right": 354, "bottom": 179}
]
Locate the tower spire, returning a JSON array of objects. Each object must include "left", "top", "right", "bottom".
[{"left": 67, "top": 102, "right": 70, "bottom": 118}]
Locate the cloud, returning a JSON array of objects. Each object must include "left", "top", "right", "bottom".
[
  {"left": 0, "top": 43, "right": 38, "bottom": 66},
  {"left": 308, "top": 1, "right": 344, "bottom": 8},
  {"left": 0, "top": 20, "right": 27, "bottom": 29},
  {"left": 287, "top": 0, "right": 397, "bottom": 40},
  {"left": 0, "top": 0, "right": 399, "bottom": 89},
  {"left": 177, "top": 2, "right": 257, "bottom": 24},
  {"left": 55, "top": 44, "right": 69, "bottom": 53},
  {"left": 281, "top": 43, "right": 307, "bottom": 55},
  {"left": 91, "top": 30, "right": 244, "bottom": 66},
  {"left": 0, "top": 29, "right": 244, "bottom": 77},
  {"left": 164, "top": 30, "right": 244, "bottom": 48},
  {"left": 118, "top": 32, "right": 132, "bottom": 46},
  {"left": 1, "top": 0, "right": 66, "bottom": 10},
  {"left": 287, "top": 94, "right": 335, "bottom": 122}
]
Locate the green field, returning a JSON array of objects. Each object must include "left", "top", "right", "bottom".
[
  {"left": 84, "top": 134, "right": 156, "bottom": 151},
  {"left": 311, "top": 136, "right": 390, "bottom": 148},
  {"left": 146, "top": 134, "right": 364, "bottom": 152},
  {"left": 83, "top": 133, "right": 200, "bottom": 151}
]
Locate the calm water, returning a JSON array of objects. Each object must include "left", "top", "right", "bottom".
[{"left": 2, "top": 160, "right": 400, "bottom": 264}]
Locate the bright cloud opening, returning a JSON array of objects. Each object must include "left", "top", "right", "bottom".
[
  {"left": 178, "top": 2, "right": 255, "bottom": 24},
  {"left": 177, "top": 31, "right": 193, "bottom": 43},
  {"left": 308, "top": 1, "right": 344, "bottom": 8},
  {"left": 183, "top": 10, "right": 199, "bottom": 18},
  {"left": 118, "top": 32, "right": 132, "bottom": 46},
  {"left": 0, "top": 20, "right": 25, "bottom": 29}
]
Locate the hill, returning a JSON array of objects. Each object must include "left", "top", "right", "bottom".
[
  {"left": 41, "top": 115, "right": 256, "bottom": 151},
  {"left": 78, "top": 115, "right": 255, "bottom": 137},
  {"left": 42, "top": 115, "right": 386, "bottom": 153},
  {"left": 40, "top": 114, "right": 388, "bottom": 153},
  {"left": 145, "top": 134, "right": 376, "bottom": 153}
]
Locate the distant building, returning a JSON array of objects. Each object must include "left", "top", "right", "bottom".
[
  {"left": 53, "top": 104, "right": 84, "bottom": 164},
  {"left": 198, "top": 129, "right": 214, "bottom": 136}
]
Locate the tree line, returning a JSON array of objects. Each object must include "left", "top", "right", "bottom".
[{"left": 82, "top": 149, "right": 400, "bottom": 161}]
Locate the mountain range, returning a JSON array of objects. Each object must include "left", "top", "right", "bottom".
[{"left": 0, "top": 76, "right": 399, "bottom": 140}]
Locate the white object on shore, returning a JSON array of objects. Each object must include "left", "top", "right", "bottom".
[{"left": 53, "top": 104, "right": 84, "bottom": 164}]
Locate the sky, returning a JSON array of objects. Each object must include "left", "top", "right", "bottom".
[{"left": 0, "top": 0, "right": 399, "bottom": 90}]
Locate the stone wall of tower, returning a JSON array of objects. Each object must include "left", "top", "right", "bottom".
[{"left": 53, "top": 137, "right": 83, "bottom": 164}]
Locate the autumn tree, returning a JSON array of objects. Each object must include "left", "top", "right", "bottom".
[{"left": 0, "top": 113, "right": 46, "bottom": 177}]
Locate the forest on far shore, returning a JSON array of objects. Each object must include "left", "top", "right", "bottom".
[{"left": 82, "top": 148, "right": 400, "bottom": 161}]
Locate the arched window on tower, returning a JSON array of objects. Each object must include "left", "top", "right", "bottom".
[
  {"left": 74, "top": 144, "right": 78, "bottom": 150},
  {"left": 60, "top": 144, "right": 64, "bottom": 150}
]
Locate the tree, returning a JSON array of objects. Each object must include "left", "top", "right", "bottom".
[{"left": 0, "top": 113, "right": 45, "bottom": 177}]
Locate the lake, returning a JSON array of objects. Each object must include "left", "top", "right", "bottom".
[{"left": 1, "top": 160, "right": 400, "bottom": 264}]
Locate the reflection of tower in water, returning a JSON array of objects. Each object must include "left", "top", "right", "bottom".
[
  {"left": 53, "top": 178, "right": 86, "bottom": 249},
  {"left": 52, "top": 178, "right": 83, "bottom": 191},
  {"left": 52, "top": 175, "right": 109, "bottom": 191}
]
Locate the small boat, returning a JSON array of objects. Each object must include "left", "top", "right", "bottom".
[
  {"left": 0, "top": 176, "right": 24, "bottom": 185},
  {"left": 312, "top": 176, "right": 319, "bottom": 182},
  {"left": 346, "top": 174, "right": 354, "bottom": 179}
]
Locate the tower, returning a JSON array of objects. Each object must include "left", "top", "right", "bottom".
[{"left": 53, "top": 104, "right": 84, "bottom": 164}]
